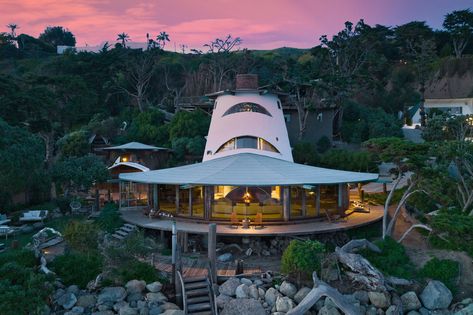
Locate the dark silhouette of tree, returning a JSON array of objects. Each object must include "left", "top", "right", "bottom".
[
  {"left": 6, "top": 23, "right": 18, "bottom": 38},
  {"left": 117, "top": 32, "right": 130, "bottom": 48},
  {"left": 157, "top": 31, "right": 170, "bottom": 49},
  {"left": 443, "top": 9, "right": 473, "bottom": 58},
  {"left": 39, "top": 26, "right": 76, "bottom": 46}
]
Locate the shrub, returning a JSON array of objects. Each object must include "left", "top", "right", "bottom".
[
  {"left": 97, "top": 202, "right": 122, "bottom": 233},
  {"left": 281, "top": 240, "right": 325, "bottom": 280},
  {"left": 316, "top": 136, "right": 331, "bottom": 153},
  {"left": 113, "top": 258, "right": 163, "bottom": 284},
  {"left": 55, "top": 196, "right": 71, "bottom": 214},
  {"left": 0, "top": 262, "right": 53, "bottom": 315},
  {"left": 430, "top": 213, "right": 473, "bottom": 257},
  {"left": 51, "top": 252, "right": 103, "bottom": 288},
  {"left": 360, "top": 237, "right": 415, "bottom": 279},
  {"left": 419, "top": 258, "right": 459, "bottom": 293},
  {"left": 63, "top": 220, "right": 100, "bottom": 253},
  {"left": 0, "top": 249, "right": 37, "bottom": 268}
]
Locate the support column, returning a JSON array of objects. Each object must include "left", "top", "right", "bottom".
[
  {"left": 283, "top": 186, "right": 290, "bottom": 222},
  {"left": 204, "top": 186, "right": 213, "bottom": 220},
  {"left": 316, "top": 185, "right": 321, "bottom": 216},
  {"left": 338, "top": 184, "right": 343, "bottom": 215},
  {"left": 153, "top": 184, "right": 159, "bottom": 210},
  {"left": 208, "top": 223, "right": 217, "bottom": 283},
  {"left": 175, "top": 185, "right": 179, "bottom": 214},
  {"left": 301, "top": 188, "right": 307, "bottom": 217},
  {"left": 189, "top": 188, "right": 193, "bottom": 216}
]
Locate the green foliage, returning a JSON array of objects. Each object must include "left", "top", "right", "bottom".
[
  {"left": 39, "top": 26, "right": 76, "bottom": 47},
  {"left": 318, "top": 149, "right": 377, "bottom": 172},
  {"left": 51, "top": 252, "right": 103, "bottom": 288},
  {"left": 419, "top": 258, "right": 459, "bottom": 292},
  {"left": 360, "top": 237, "right": 415, "bottom": 279},
  {"left": 126, "top": 108, "right": 169, "bottom": 146},
  {"left": 316, "top": 136, "right": 331, "bottom": 153},
  {"left": 113, "top": 258, "right": 165, "bottom": 284},
  {"left": 57, "top": 130, "right": 90, "bottom": 157},
  {"left": 0, "top": 249, "right": 37, "bottom": 268},
  {"left": 292, "top": 142, "right": 319, "bottom": 165},
  {"left": 0, "top": 262, "right": 53, "bottom": 315},
  {"left": 96, "top": 202, "right": 123, "bottom": 233},
  {"left": 63, "top": 220, "right": 100, "bottom": 253},
  {"left": 281, "top": 240, "right": 325, "bottom": 278},
  {"left": 168, "top": 111, "right": 210, "bottom": 141},
  {"left": 430, "top": 212, "right": 473, "bottom": 257}
]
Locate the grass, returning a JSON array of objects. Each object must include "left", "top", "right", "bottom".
[{"left": 419, "top": 257, "right": 459, "bottom": 293}]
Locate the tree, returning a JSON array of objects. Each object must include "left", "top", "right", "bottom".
[
  {"left": 6, "top": 23, "right": 18, "bottom": 38},
  {"left": 443, "top": 9, "right": 473, "bottom": 58},
  {"left": 156, "top": 31, "right": 170, "bottom": 49},
  {"left": 117, "top": 32, "right": 130, "bottom": 48},
  {"left": 39, "top": 26, "right": 76, "bottom": 46}
]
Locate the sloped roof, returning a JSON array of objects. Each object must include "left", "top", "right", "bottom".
[
  {"left": 120, "top": 153, "right": 378, "bottom": 186},
  {"left": 102, "top": 142, "right": 169, "bottom": 151},
  {"left": 109, "top": 162, "right": 150, "bottom": 172}
]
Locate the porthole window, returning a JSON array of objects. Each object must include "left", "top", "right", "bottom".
[
  {"left": 223, "top": 102, "right": 272, "bottom": 117},
  {"left": 216, "top": 136, "right": 279, "bottom": 154}
]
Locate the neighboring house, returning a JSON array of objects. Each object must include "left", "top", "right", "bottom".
[{"left": 410, "top": 98, "right": 473, "bottom": 124}]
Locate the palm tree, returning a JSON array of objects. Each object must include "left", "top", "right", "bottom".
[
  {"left": 117, "top": 32, "right": 130, "bottom": 48},
  {"left": 6, "top": 23, "right": 18, "bottom": 38},
  {"left": 156, "top": 31, "right": 170, "bottom": 49}
]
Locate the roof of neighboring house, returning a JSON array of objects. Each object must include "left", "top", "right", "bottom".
[
  {"left": 120, "top": 153, "right": 378, "bottom": 186},
  {"left": 109, "top": 162, "right": 150, "bottom": 172},
  {"left": 102, "top": 142, "right": 170, "bottom": 151}
]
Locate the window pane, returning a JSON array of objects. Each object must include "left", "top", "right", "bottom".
[{"left": 236, "top": 136, "right": 257, "bottom": 149}]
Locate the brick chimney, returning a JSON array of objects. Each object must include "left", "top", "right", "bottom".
[{"left": 235, "top": 74, "right": 259, "bottom": 90}]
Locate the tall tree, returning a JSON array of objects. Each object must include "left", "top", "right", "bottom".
[
  {"left": 6, "top": 23, "right": 18, "bottom": 38},
  {"left": 39, "top": 26, "right": 76, "bottom": 46},
  {"left": 443, "top": 9, "right": 473, "bottom": 59},
  {"left": 117, "top": 32, "right": 130, "bottom": 48},
  {"left": 156, "top": 31, "right": 170, "bottom": 49}
]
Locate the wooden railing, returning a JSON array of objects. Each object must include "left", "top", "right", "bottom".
[{"left": 176, "top": 270, "right": 188, "bottom": 314}]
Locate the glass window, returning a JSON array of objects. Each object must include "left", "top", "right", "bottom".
[
  {"left": 290, "top": 187, "right": 303, "bottom": 217},
  {"left": 178, "top": 187, "right": 190, "bottom": 216},
  {"left": 216, "top": 136, "right": 280, "bottom": 154},
  {"left": 320, "top": 185, "right": 338, "bottom": 216},
  {"left": 223, "top": 102, "right": 272, "bottom": 117},
  {"left": 191, "top": 186, "right": 204, "bottom": 218},
  {"left": 305, "top": 188, "right": 317, "bottom": 217},
  {"left": 236, "top": 136, "right": 258, "bottom": 149},
  {"left": 158, "top": 185, "right": 176, "bottom": 213},
  {"left": 120, "top": 182, "right": 149, "bottom": 208}
]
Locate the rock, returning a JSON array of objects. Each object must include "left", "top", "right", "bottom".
[
  {"left": 33, "top": 222, "right": 45, "bottom": 229},
  {"left": 146, "top": 292, "right": 168, "bottom": 303},
  {"left": 368, "top": 292, "right": 390, "bottom": 309},
  {"left": 219, "top": 278, "right": 241, "bottom": 296},
  {"left": 265, "top": 287, "right": 281, "bottom": 306},
  {"left": 420, "top": 281, "right": 453, "bottom": 310},
  {"left": 76, "top": 294, "right": 96, "bottom": 308},
  {"left": 407, "top": 312, "right": 421, "bottom": 315},
  {"left": 57, "top": 292, "right": 77, "bottom": 310},
  {"left": 66, "top": 285, "right": 81, "bottom": 295},
  {"left": 460, "top": 299, "right": 473, "bottom": 306},
  {"left": 258, "top": 287, "right": 265, "bottom": 299},
  {"left": 161, "top": 311, "right": 185, "bottom": 315},
  {"left": 248, "top": 285, "right": 259, "bottom": 299},
  {"left": 454, "top": 304, "right": 473, "bottom": 315},
  {"left": 294, "top": 287, "right": 311, "bottom": 304},
  {"left": 146, "top": 281, "right": 163, "bottom": 293},
  {"left": 149, "top": 306, "right": 162, "bottom": 315},
  {"left": 119, "top": 305, "right": 138, "bottom": 315},
  {"left": 236, "top": 284, "right": 249, "bottom": 298},
  {"left": 353, "top": 291, "right": 370, "bottom": 305},
  {"left": 114, "top": 301, "right": 129, "bottom": 312},
  {"left": 325, "top": 297, "right": 337, "bottom": 309},
  {"left": 161, "top": 302, "right": 180, "bottom": 310},
  {"left": 216, "top": 294, "right": 233, "bottom": 309},
  {"left": 419, "top": 308, "right": 430, "bottom": 315},
  {"left": 127, "top": 292, "right": 144, "bottom": 303},
  {"left": 279, "top": 281, "right": 297, "bottom": 298},
  {"left": 53, "top": 288, "right": 66, "bottom": 300},
  {"left": 241, "top": 278, "right": 253, "bottom": 286},
  {"left": 318, "top": 305, "right": 341, "bottom": 315},
  {"left": 377, "top": 308, "right": 385, "bottom": 315},
  {"left": 254, "top": 279, "right": 263, "bottom": 286},
  {"left": 92, "top": 312, "right": 115, "bottom": 315},
  {"left": 218, "top": 253, "right": 233, "bottom": 262},
  {"left": 98, "top": 287, "right": 127, "bottom": 304},
  {"left": 366, "top": 305, "right": 378, "bottom": 315},
  {"left": 98, "top": 304, "right": 112, "bottom": 311},
  {"left": 402, "top": 291, "right": 422, "bottom": 312},
  {"left": 140, "top": 307, "right": 149, "bottom": 315},
  {"left": 261, "top": 249, "right": 271, "bottom": 256},
  {"left": 64, "top": 306, "right": 85, "bottom": 315},
  {"left": 276, "top": 296, "right": 295, "bottom": 313},
  {"left": 221, "top": 298, "right": 266, "bottom": 315},
  {"left": 126, "top": 280, "right": 146, "bottom": 294},
  {"left": 315, "top": 299, "right": 325, "bottom": 311}
]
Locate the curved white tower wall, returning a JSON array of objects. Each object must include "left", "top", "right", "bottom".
[{"left": 203, "top": 85, "right": 293, "bottom": 162}]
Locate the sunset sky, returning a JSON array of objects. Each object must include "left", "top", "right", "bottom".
[{"left": 1, "top": 0, "right": 472, "bottom": 50}]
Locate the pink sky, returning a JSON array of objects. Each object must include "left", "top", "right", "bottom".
[{"left": 1, "top": 0, "right": 472, "bottom": 50}]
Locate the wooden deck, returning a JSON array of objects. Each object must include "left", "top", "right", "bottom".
[{"left": 120, "top": 206, "right": 383, "bottom": 236}]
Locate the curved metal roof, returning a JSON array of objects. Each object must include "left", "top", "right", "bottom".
[
  {"left": 109, "top": 162, "right": 150, "bottom": 172},
  {"left": 102, "top": 142, "right": 169, "bottom": 151},
  {"left": 119, "top": 153, "right": 378, "bottom": 186}
]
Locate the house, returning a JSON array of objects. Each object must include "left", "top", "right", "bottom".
[{"left": 410, "top": 98, "right": 473, "bottom": 125}]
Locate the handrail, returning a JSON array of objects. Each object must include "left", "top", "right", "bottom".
[
  {"left": 176, "top": 270, "right": 188, "bottom": 315},
  {"left": 207, "top": 261, "right": 218, "bottom": 315}
]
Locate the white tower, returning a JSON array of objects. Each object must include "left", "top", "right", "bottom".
[{"left": 203, "top": 74, "right": 293, "bottom": 162}]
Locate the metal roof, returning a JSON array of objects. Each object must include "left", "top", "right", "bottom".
[
  {"left": 102, "top": 142, "right": 169, "bottom": 151},
  {"left": 119, "top": 153, "right": 378, "bottom": 186},
  {"left": 108, "top": 162, "right": 150, "bottom": 172}
]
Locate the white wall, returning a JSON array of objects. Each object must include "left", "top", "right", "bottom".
[{"left": 411, "top": 98, "right": 473, "bottom": 124}]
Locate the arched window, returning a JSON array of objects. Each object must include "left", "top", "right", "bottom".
[
  {"left": 223, "top": 102, "right": 272, "bottom": 117},
  {"left": 216, "top": 136, "right": 279, "bottom": 154}
]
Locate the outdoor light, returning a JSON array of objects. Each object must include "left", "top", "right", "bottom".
[{"left": 122, "top": 156, "right": 128, "bottom": 162}]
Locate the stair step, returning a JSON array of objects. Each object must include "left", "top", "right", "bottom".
[
  {"left": 184, "top": 281, "right": 208, "bottom": 290},
  {"left": 186, "top": 288, "right": 209, "bottom": 297},
  {"left": 188, "top": 302, "right": 211, "bottom": 312},
  {"left": 184, "top": 276, "right": 207, "bottom": 283},
  {"left": 112, "top": 234, "right": 124, "bottom": 240},
  {"left": 115, "top": 230, "right": 129, "bottom": 237},
  {"left": 187, "top": 296, "right": 210, "bottom": 304},
  {"left": 121, "top": 225, "right": 135, "bottom": 232},
  {"left": 188, "top": 311, "right": 212, "bottom": 315},
  {"left": 124, "top": 223, "right": 137, "bottom": 229}
]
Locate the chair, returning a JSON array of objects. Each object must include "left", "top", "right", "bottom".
[
  {"left": 0, "top": 214, "right": 10, "bottom": 225},
  {"left": 253, "top": 212, "right": 264, "bottom": 229},
  {"left": 230, "top": 211, "right": 239, "bottom": 228},
  {"left": 19, "top": 210, "right": 48, "bottom": 222},
  {"left": 323, "top": 209, "right": 347, "bottom": 223},
  {"left": 0, "top": 226, "right": 15, "bottom": 240}
]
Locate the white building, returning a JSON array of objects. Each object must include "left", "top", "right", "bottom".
[{"left": 411, "top": 98, "right": 473, "bottom": 124}]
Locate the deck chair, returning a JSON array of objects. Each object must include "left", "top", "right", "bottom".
[
  {"left": 323, "top": 209, "right": 347, "bottom": 223},
  {"left": 230, "top": 211, "right": 239, "bottom": 229},
  {"left": 253, "top": 212, "right": 264, "bottom": 229}
]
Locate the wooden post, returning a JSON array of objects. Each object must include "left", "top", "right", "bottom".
[
  {"left": 171, "top": 221, "right": 177, "bottom": 291},
  {"left": 182, "top": 232, "right": 188, "bottom": 253},
  {"left": 301, "top": 188, "right": 307, "bottom": 217},
  {"left": 383, "top": 183, "right": 387, "bottom": 195},
  {"left": 153, "top": 184, "right": 159, "bottom": 210},
  {"left": 175, "top": 185, "right": 180, "bottom": 214},
  {"left": 204, "top": 186, "right": 213, "bottom": 220},
  {"left": 208, "top": 223, "right": 217, "bottom": 283},
  {"left": 283, "top": 186, "right": 290, "bottom": 221},
  {"left": 316, "top": 185, "right": 321, "bottom": 216}
]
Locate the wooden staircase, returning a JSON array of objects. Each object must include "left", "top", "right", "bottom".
[
  {"left": 111, "top": 223, "right": 137, "bottom": 240},
  {"left": 184, "top": 276, "right": 213, "bottom": 315}
]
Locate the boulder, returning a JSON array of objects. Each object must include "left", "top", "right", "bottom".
[
  {"left": 366, "top": 305, "right": 377, "bottom": 315},
  {"left": 420, "top": 281, "right": 453, "bottom": 310},
  {"left": 53, "top": 288, "right": 66, "bottom": 301},
  {"left": 241, "top": 278, "right": 253, "bottom": 286},
  {"left": 294, "top": 287, "right": 311, "bottom": 304},
  {"left": 216, "top": 294, "right": 233, "bottom": 309},
  {"left": 219, "top": 278, "right": 241, "bottom": 296},
  {"left": 276, "top": 296, "right": 295, "bottom": 313},
  {"left": 92, "top": 311, "right": 115, "bottom": 315},
  {"left": 161, "top": 310, "right": 185, "bottom": 315},
  {"left": 235, "top": 284, "right": 250, "bottom": 299},
  {"left": 248, "top": 285, "right": 259, "bottom": 300},
  {"left": 221, "top": 298, "right": 266, "bottom": 315},
  {"left": 127, "top": 292, "right": 144, "bottom": 303},
  {"left": 455, "top": 304, "right": 473, "bottom": 315},
  {"left": 218, "top": 253, "right": 233, "bottom": 262},
  {"left": 254, "top": 279, "right": 263, "bottom": 287},
  {"left": 401, "top": 291, "right": 422, "bottom": 312},
  {"left": 161, "top": 302, "right": 180, "bottom": 310},
  {"left": 318, "top": 305, "right": 341, "bottom": 315},
  {"left": 114, "top": 301, "right": 129, "bottom": 312},
  {"left": 146, "top": 282, "right": 163, "bottom": 293},
  {"left": 66, "top": 285, "right": 81, "bottom": 295},
  {"left": 265, "top": 287, "right": 281, "bottom": 306},
  {"left": 353, "top": 291, "right": 370, "bottom": 305},
  {"left": 407, "top": 312, "right": 421, "bottom": 315},
  {"left": 119, "top": 305, "right": 138, "bottom": 315},
  {"left": 98, "top": 287, "right": 127, "bottom": 304},
  {"left": 146, "top": 292, "right": 168, "bottom": 303},
  {"left": 258, "top": 287, "right": 265, "bottom": 299},
  {"left": 65, "top": 306, "right": 85, "bottom": 315},
  {"left": 279, "top": 281, "right": 297, "bottom": 298},
  {"left": 149, "top": 306, "right": 162, "bottom": 315},
  {"left": 385, "top": 306, "right": 397, "bottom": 315},
  {"left": 368, "top": 292, "right": 390, "bottom": 309},
  {"left": 57, "top": 292, "right": 77, "bottom": 310},
  {"left": 76, "top": 294, "right": 96, "bottom": 308},
  {"left": 126, "top": 280, "right": 147, "bottom": 294}
]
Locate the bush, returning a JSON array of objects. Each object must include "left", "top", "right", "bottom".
[
  {"left": 0, "top": 249, "right": 37, "bottom": 268},
  {"left": 55, "top": 196, "right": 71, "bottom": 214},
  {"left": 112, "top": 258, "right": 164, "bottom": 284},
  {"left": 292, "top": 142, "right": 319, "bottom": 166},
  {"left": 419, "top": 258, "right": 459, "bottom": 293},
  {"left": 316, "top": 136, "right": 331, "bottom": 153},
  {"left": 63, "top": 220, "right": 100, "bottom": 253},
  {"left": 430, "top": 213, "right": 473, "bottom": 257},
  {"left": 51, "top": 252, "right": 103, "bottom": 288},
  {"left": 0, "top": 262, "right": 53, "bottom": 315},
  {"left": 97, "top": 202, "right": 122, "bottom": 233},
  {"left": 281, "top": 240, "right": 325, "bottom": 280},
  {"left": 360, "top": 237, "right": 415, "bottom": 279}
]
